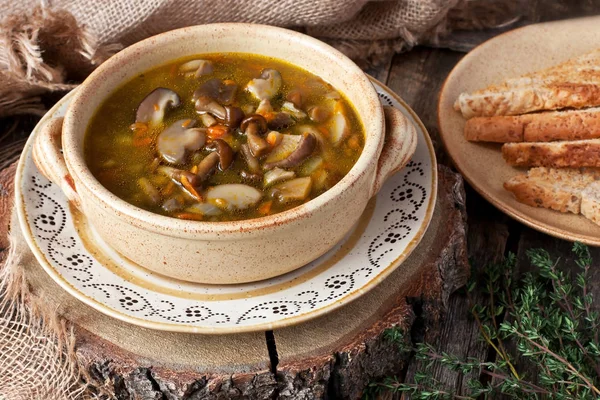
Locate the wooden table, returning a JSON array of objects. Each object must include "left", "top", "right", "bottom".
[{"left": 1, "top": 1, "right": 599, "bottom": 398}]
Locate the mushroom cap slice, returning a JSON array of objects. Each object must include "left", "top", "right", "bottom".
[
  {"left": 328, "top": 111, "right": 349, "bottom": 146},
  {"left": 206, "top": 184, "right": 263, "bottom": 210},
  {"left": 265, "top": 134, "right": 302, "bottom": 164},
  {"left": 186, "top": 202, "right": 222, "bottom": 216},
  {"left": 281, "top": 101, "right": 307, "bottom": 120},
  {"left": 195, "top": 96, "right": 227, "bottom": 120},
  {"left": 245, "top": 69, "right": 282, "bottom": 101},
  {"left": 267, "top": 113, "right": 294, "bottom": 130},
  {"left": 206, "top": 139, "right": 234, "bottom": 171},
  {"left": 255, "top": 99, "right": 273, "bottom": 116},
  {"left": 136, "top": 88, "right": 180, "bottom": 125},
  {"left": 193, "top": 78, "right": 238, "bottom": 105},
  {"left": 156, "top": 119, "right": 206, "bottom": 164},
  {"left": 179, "top": 59, "right": 214, "bottom": 78},
  {"left": 223, "top": 106, "right": 245, "bottom": 129},
  {"left": 271, "top": 177, "right": 312, "bottom": 203},
  {"left": 264, "top": 168, "right": 295, "bottom": 187},
  {"left": 308, "top": 105, "right": 332, "bottom": 123},
  {"left": 263, "top": 133, "right": 316, "bottom": 170}
]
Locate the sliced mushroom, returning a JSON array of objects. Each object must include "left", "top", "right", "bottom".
[
  {"left": 267, "top": 112, "right": 294, "bottom": 130},
  {"left": 222, "top": 106, "right": 244, "bottom": 129},
  {"left": 263, "top": 133, "right": 316, "bottom": 170},
  {"left": 300, "top": 156, "right": 323, "bottom": 176},
  {"left": 240, "top": 144, "right": 261, "bottom": 174},
  {"left": 206, "top": 139, "right": 234, "bottom": 171},
  {"left": 156, "top": 119, "right": 206, "bottom": 164},
  {"left": 281, "top": 101, "right": 307, "bottom": 120},
  {"left": 271, "top": 177, "right": 312, "bottom": 203},
  {"left": 137, "top": 177, "right": 161, "bottom": 204},
  {"left": 136, "top": 88, "right": 180, "bottom": 125},
  {"left": 241, "top": 104, "right": 255, "bottom": 116},
  {"left": 308, "top": 105, "right": 331, "bottom": 123},
  {"left": 193, "top": 78, "right": 237, "bottom": 105},
  {"left": 245, "top": 69, "right": 282, "bottom": 100},
  {"left": 325, "top": 90, "right": 341, "bottom": 99},
  {"left": 162, "top": 197, "right": 185, "bottom": 213},
  {"left": 179, "top": 59, "right": 214, "bottom": 78},
  {"left": 241, "top": 114, "right": 270, "bottom": 157},
  {"left": 264, "top": 168, "right": 295, "bottom": 187},
  {"left": 264, "top": 134, "right": 302, "bottom": 164},
  {"left": 206, "top": 184, "right": 263, "bottom": 210},
  {"left": 328, "top": 111, "right": 349, "bottom": 146},
  {"left": 286, "top": 90, "right": 303, "bottom": 108},
  {"left": 195, "top": 95, "right": 226, "bottom": 120},
  {"left": 200, "top": 113, "right": 217, "bottom": 127},
  {"left": 295, "top": 125, "right": 327, "bottom": 149},
  {"left": 157, "top": 166, "right": 202, "bottom": 187},
  {"left": 255, "top": 99, "right": 273, "bottom": 116},
  {"left": 247, "top": 133, "right": 270, "bottom": 158},
  {"left": 186, "top": 202, "right": 223, "bottom": 216},
  {"left": 195, "top": 152, "right": 220, "bottom": 181}
]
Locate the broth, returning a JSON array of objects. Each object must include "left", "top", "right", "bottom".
[{"left": 85, "top": 53, "right": 365, "bottom": 221}]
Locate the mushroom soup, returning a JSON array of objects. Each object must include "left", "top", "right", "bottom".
[{"left": 85, "top": 54, "right": 365, "bottom": 221}]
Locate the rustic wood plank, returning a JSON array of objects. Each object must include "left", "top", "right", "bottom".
[
  {"left": 527, "top": 0, "right": 600, "bottom": 23},
  {"left": 402, "top": 187, "right": 511, "bottom": 396},
  {"left": 364, "top": 53, "right": 394, "bottom": 85},
  {"left": 385, "top": 48, "right": 463, "bottom": 166}
]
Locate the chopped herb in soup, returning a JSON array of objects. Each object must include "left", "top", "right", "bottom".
[{"left": 85, "top": 54, "right": 365, "bottom": 221}]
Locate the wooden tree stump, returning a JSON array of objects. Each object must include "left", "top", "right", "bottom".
[{"left": 0, "top": 163, "right": 469, "bottom": 399}]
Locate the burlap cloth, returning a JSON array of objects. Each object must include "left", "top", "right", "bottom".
[{"left": 0, "top": 1, "right": 514, "bottom": 398}]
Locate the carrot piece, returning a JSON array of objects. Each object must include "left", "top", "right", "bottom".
[
  {"left": 181, "top": 174, "right": 203, "bottom": 201},
  {"left": 190, "top": 165, "right": 198, "bottom": 174},
  {"left": 347, "top": 134, "right": 361, "bottom": 150},
  {"left": 318, "top": 126, "right": 330, "bottom": 137},
  {"left": 174, "top": 212, "right": 204, "bottom": 221},
  {"left": 207, "top": 125, "right": 229, "bottom": 140},
  {"left": 130, "top": 122, "right": 148, "bottom": 133},
  {"left": 133, "top": 137, "right": 152, "bottom": 147},
  {"left": 258, "top": 201, "right": 272, "bottom": 215},
  {"left": 223, "top": 79, "right": 236, "bottom": 85},
  {"left": 162, "top": 181, "right": 176, "bottom": 196},
  {"left": 266, "top": 131, "right": 279, "bottom": 147},
  {"left": 133, "top": 129, "right": 148, "bottom": 140},
  {"left": 181, "top": 119, "right": 193, "bottom": 128},
  {"left": 262, "top": 112, "right": 276, "bottom": 122}
]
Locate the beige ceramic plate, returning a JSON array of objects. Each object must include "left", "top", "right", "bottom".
[
  {"left": 439, "top": 16, "right": 600, "bottom": 245},
  {"left": 16, "top": 79, "right": 437, "bottom": 334}
]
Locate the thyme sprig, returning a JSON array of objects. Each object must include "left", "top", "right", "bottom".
[{"left": 365, "top": 243, "right": 600, "bottom": 399}]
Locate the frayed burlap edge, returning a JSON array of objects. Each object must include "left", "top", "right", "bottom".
[
  {"left": 0, "top": 5, "right": 120, "bottom": 118},
  {"left": 0, "top": 209, "right": 111, "bottom": 400}
]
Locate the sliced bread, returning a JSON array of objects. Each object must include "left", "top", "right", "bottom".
[
  {"left": 454, "top": 48, "right": 600, "bottom": 119},
  {"left": 502, "top": 139, "right": 600, "bottom": 168},
  {"left": 465, "top": 107, "right": 600, "bottom": 143},
  {"left": 581, "top": 181, "right": 600, "bottom": 226},
  {"left": 504, "top": 167, "right": 600, "bottom": 214}
]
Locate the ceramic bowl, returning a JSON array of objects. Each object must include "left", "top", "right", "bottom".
[{"left": 32, "top": 23, "right": 417, "bottom": 284}]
